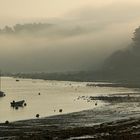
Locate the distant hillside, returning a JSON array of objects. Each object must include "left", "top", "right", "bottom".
[
  {"left": 0, "top": 23, "right": 53, "bottom": 35},
  {"left": 100, "top": 26, "right": 140, "bottom": 82}
]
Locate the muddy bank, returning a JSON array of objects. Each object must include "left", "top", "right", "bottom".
[
  {"left": 89, "top": 95, "right": 140, "bottom": 103},
  {"left": 0, "top": 109, "right": 140, "bottom": 140},
  {"left": 0, "top": 116, "right": 140, "bottom": 140},
  {"left": 86, "top": 83, "right": 140, "bottom": 88}
]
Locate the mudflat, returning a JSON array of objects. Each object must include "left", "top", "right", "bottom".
[{"left": 0, "top": 110, "right": 140, "bottom": 140}]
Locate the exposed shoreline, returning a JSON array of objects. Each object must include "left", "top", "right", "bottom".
[{"left": 0, "top": 110, "right": 140, "bottom": 140}]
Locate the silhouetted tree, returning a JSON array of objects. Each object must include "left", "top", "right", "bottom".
[{"left": 132, "top": 26, "right": 140, "bottom": 47}]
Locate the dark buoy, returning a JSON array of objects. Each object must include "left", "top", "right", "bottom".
[
  {"left": 24, "top": 103, "right": 27, "bottom": 106},
  {"left": 38, "top": 93, "right": 41, "bottom": 95},
  {"left": 5, "top": 120, "right": 9, "bottom": 124},
  {"left": 15, "top": 106, "right": 18, "bottom": 110},
  {"left": 36, "top": 114, "right": 40, "bottom": 118},
  {"left": 59, "top": 109, "right": 63, "bottom": 113},
  {"left": 95, "top": 102, "right": 97, "bottom": 106}
]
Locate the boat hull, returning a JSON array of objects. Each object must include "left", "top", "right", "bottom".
[
  {"left": 0, "top": 91, "right": 5, "bottom": 97},
  {"left": 11, "top": 100, "right": 25, "bottom": 107}
]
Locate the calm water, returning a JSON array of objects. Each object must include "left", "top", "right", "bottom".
[{"left": 0, "top": 77, "right": 138, "bottom": 122}]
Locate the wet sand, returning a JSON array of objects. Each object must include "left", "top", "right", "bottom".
[{"left": 0, "top": 111, "right": 140, "bottom": 140}]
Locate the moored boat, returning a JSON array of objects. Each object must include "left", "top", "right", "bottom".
[
  {"left": 11, "top": 100, "right": 25, "bottom": 107},
  {"left": 0, "top": 91, "right": 5, "bottom": 97}
]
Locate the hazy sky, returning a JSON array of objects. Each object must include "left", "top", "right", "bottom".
[
  {"left": 0, "top": 0, "right": 139, "bottom": 25},
  {"left": 0, "top": 0, "right": 113, "bottom": 19},
  {"left": 0, "top": 0, "right": 140, "bottom": 72}
]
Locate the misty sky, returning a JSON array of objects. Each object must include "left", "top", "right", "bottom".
[
  {"left": 0, "top": 0, "right": 140, "bottom": 72},
  {"left": 0, "top": 0, "right": 140, "bottom": 25},
  {"left": 0, "top": 0, "right": 120, "bottom": 23}
]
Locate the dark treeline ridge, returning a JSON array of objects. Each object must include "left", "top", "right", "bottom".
[
  {"left": 101, "top": 26, "right": 140, "bottom": 83},
  {"left": 11, "top": 71, "right": 96, "bottom": 82},
  {"left": 0, "top": 23, "right": 53, "bottom": 35}
]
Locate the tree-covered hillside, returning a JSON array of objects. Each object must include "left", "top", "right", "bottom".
[{"left": 101, "top": 26, "right": 140, "bottom": 82}]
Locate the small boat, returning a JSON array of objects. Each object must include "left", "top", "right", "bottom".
[
  {"left": 16, "top": 79, "right": 20, "bottom": 82},
  {"left": 11, "top": 100, "right": 25, "bottom": 107},
  {"left": 0, "top": 91, "right": 5, "bottom": 97}
]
